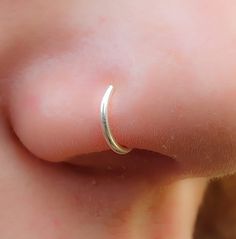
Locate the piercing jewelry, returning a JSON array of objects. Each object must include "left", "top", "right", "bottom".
[{"left": 100, "top": 85, "right": 132, "bottom": 155}]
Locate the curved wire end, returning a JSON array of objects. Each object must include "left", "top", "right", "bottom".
[{"left": 100, "top": 85, "right": 132, "bottom": 155}]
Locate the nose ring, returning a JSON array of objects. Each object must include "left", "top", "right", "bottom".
[{"left": 100, "top": 85, "right": 132, "bottom": 155}]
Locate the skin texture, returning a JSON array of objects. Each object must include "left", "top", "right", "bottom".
[
  {"left": 0, "top": 0, "right": 235, "bottom": 238},
  {"left": 0, "top": 115, "right": 207, "bottom": 239}
]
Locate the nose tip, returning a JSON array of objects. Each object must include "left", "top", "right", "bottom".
[
  {"left": 7, "top": 67, "right": 113, "bottom": 161},
  {"left": 6, "top": 49, "right": 138, "bottom": 162}
]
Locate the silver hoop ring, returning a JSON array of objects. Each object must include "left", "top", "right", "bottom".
[{"left": 100, "top": 85, "right": 132, "bottom": 155}]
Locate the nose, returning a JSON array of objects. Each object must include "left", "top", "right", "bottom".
[
  {"left": 6, "top": 50, "right": 236, "bottom": 178},
  {"left": 4, "top": 17, "right": 236, "bottom": 178}
]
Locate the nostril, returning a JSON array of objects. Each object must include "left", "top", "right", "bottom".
[{"left": 68, "top": 149, "right": 181, "bottom": 182}]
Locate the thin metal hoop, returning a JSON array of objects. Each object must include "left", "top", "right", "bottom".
[{"left": 100, "top": 85, "right": 132, "bottom": 155}]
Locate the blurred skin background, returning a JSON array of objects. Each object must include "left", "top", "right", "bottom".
[
  {"left": 0, "top": 1, "right": 236, "bottom": 238},
  {"left": 195, "top": 174, "right": 236, "bottom": 239}
]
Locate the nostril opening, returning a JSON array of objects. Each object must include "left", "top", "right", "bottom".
[{"left": 67, "top": 149, "right": 180, "bottom": 180}]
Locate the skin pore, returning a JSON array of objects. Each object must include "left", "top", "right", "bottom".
[{"left": 0, "top": 0, "right": 236, "bottom": 238}]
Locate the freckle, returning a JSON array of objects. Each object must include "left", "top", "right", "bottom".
[
  {"left": 22, "top": 94, "right": 39, "bottom": 112},
  {"left": 121, "top": 165, "right": 127, "bottom": 171},
  {"left": 52, "top": 217, "right": 61, "bottom": 228},
  {"left": 205, "top": 155, "right": 210, "bottom": 159},
  {"left": 88, "top": 196, "right": 92, "bottom": 202},
  {"left": 119, "top": 174, "right": 126, "bottom": 180},
  {"left": 98, "top": 16, "right": 108, "bottom": 24},
  {"left": 172, "top": 154, "right": 177, "bottom": 159},
  {"left": 94, "top": 209, "right": 102, "bottom": 218},
  {"left": 74, "top": 192, "right": 80, "bottom": 203},
  {"left": 162, "top": 144, "right": 168, "bottom": 150},
  {"left": 91, "top": 179, "right": 97, "bottom": 185},
  {"left": 107, "top": 165, "right": 113, "bottom": 170}
]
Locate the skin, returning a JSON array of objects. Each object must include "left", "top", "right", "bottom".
[{"left": 0, "top": 0, "right": 235, "bottom": 238}]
